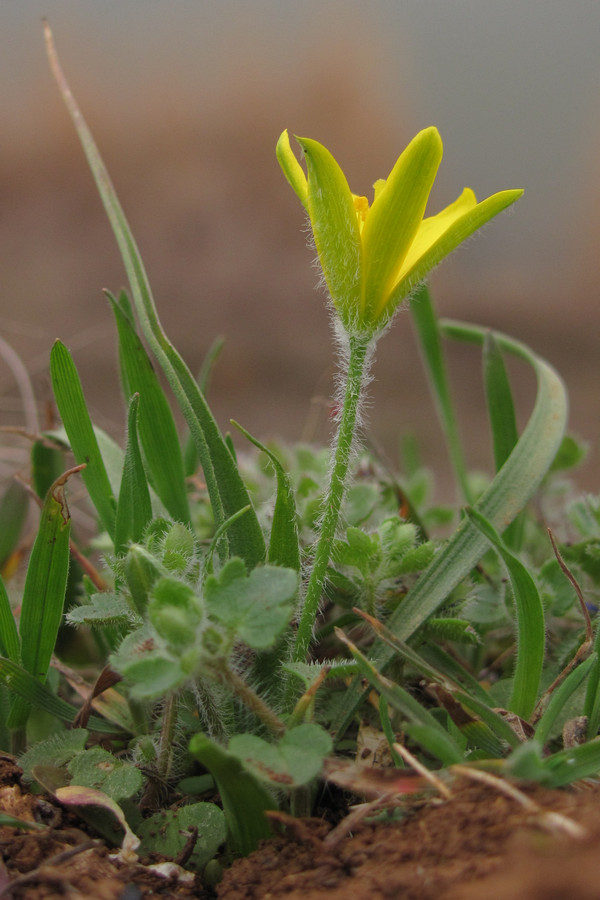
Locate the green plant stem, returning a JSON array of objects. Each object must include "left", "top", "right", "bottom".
[
  {"left": 292, "top": 334, "right": 371, "bottom": 665},
  {"left": 157, "top": 694, "right": 178, "bottom": 781}
]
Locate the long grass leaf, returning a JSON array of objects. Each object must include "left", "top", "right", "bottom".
[
  {"left": 50, "top": 341, "right": 116, "bottom": 539},
  {"left": 336, "top": 629, "right": 462, "bottom": 765},
  {"left": 534, "top": 654, "right": 596, "bottom": 747},
  {"left": 483, "top": 331, "right": 519, "bottom": 471},
  {"left": 482, "top": 332, "right": 524, "bottom": 548},
  {"left": 8, "top": 466, "right": 80, "bottom": 729},
  {"left": 231, "top": 421, "right": 300, "bottom": 571},
  {"left": 465, "top": 507, "right": 545, "bottom": 720},
  {"left": 411, "top": 285, "right": 471, "bottom": 502},
  {"left": 114, "top": 394, "right": 153, "bottom": 555},
  {"left": 108, "top": 290, "right": 191, "bottom": 525},
  {"left": 0, "top": 575, "right": 20, "bottom": 663},
  {"left": 45, "top": 26, "right": 265, "bottom": 569},
  {"left": 0, "top": 658, "right": 118, "bottom": 734},
  {"left": 0, "top": 480, "right": 29, "bottom": 573}
]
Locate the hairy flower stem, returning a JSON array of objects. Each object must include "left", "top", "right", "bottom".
[{"left": 292, "top": 334, "right": 371, "bottom": 666}]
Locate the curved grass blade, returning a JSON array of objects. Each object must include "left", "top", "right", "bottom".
[
  {"left": 114, "top": 394, "right": 153, "bottom": 555},
  {"left": 465, "top": 507, "right": 545, "bottom": 720},
  {"left": 45, "top": 26, "right": 265, "bottom": 569},
  {"left": 336, "top": 628, "right": 462, "bottom": 765},
  {"left": 534, "top": 654, "right": 596, "bottom": 747},
  {"left": 332, "top": 322, "right": 567, "bottom": 738},
  {"left": 108, "top": 290, "right": 191, "bottom": 525},
  {"left": 231, "top": 421, "right": 300, "bottom": 572},
  {"left": 50, "top": 341, "right": 116, "bottom": 540},
  {"left": 8, "top": 465, "right": 81, "bottom": 730},
  {"left": 411, "top": 285, "right": 471, "bottom": 502},
  {"left": 189, "top": 733, "right": 276, "bottom": 855}
]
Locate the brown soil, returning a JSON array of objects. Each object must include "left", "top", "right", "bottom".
[{"left": 3, "top": 755, "right": 600, "bottom": 900}]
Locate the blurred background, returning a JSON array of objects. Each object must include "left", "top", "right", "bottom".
[{"left": 1, "top": 1, "right": 599, "bottom": 500}]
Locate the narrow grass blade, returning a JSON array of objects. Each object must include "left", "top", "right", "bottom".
[
  {"left": 534, "top": 654, "right": 596, "bottom": 747},
  {"left": 336, "top": 629, "right": 462, "bottom": 765},
  {"left": 466, "top": 507, "right": 545, "bottom": 720},
  {"left": 0, "top": 480, "right": 29, "bottom": 575},
  {"left": 483, "top": 331, "right": 519, "bottom": 471},
  {"left": 231, "top": 422, "right": 300, "bottom": 572},
  {"left": 114, "top": 394, "right": 153, "bottom": 555},
  {"left": 108, "top": 290, "right": 191, "bottom": 525},
  {"left": 31, "top": 439, "right": 65, "bottom": 500},
  {"left": 50, "top": 340, "right": 116, "bottom": 540},
  {"left": 8, "top": 466, "right": 80, "bottom": 729},
  {"left": 411, "top": 285, "right": 471, "bottom": 502},
  {"left": 183, "top": 336, "right": 225, "bottom": 477},
  {"left": 0, "top": 658, "right": 122, "bottom": 734},
  {"left": 45, "top": 26, "right": 265, "bottom": 569},
  {"left": 543, "top": 737, "right": 600, "bottom": 787},
  {"left": 189, "top": 733, "right": 276, "bottom": 855},
  {"left": 332, "top": 322, "right": 567, "bottom": 738},
  {"left": 0, "top": 575, "right": 20, "bottom": 662},
  {"left": 482, "top": 331, "right": 523, "bottom": 548}
]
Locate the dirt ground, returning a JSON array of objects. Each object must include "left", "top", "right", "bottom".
[{"left": 4, "top": 752, "right": 600, "bottom": 900}]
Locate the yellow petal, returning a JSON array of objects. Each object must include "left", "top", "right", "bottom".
[
  {"left": 385, "top": 187, "right": 524, "bottom": 315},
  {"left": 362, "top": 127, "right": 443, "bottom": 324}
]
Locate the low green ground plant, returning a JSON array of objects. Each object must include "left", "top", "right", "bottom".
[{"left": 1, "top": 23, "right": 599, "bottom": 883}]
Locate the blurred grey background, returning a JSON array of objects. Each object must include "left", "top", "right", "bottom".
[{"left": 1, "top": 1, "right": 599, "bottom": 498}]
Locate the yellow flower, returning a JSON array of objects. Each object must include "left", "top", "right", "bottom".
[{"left": 277, "top": 127, "right": 523, "bottom": 337}]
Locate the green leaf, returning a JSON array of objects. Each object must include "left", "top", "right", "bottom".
[
  {"left": 482, "top": 332, "right": 523, "bottom": 549},
  {"left": 46, "top": 30, "right": 265, "bottom": 569},
  {"left": 19, "top": 728, "right": 89, "bottom": 781},
  {"left": 231, "top": 422, "right": 300, "bottom": 572},
  {"left": 0, "top": 479, "right": 29, "bottom": 571},
  {"left": 483, "top": 331, "right": 518, "bottom": 472},
  {"left": 108, "top": 290, "right": 191, "bottom": 525},
  {"left": 50, "top": 341, "right": 116, "bottom": 539},
  {"left": 336, "top": 629, "right": 462, "bottom": 765},
  {"left": 9, "top": 468, "right": 76, "bottom": 730},
  {"left": 543, "top": 737, "right": 600, "bottom": 787},
  {"left": 228, "top": 724, "right": 332, "bottom": 788},
  {"left": 204, "top": 559, "right": 298, "bottom": 650},
  {"left": 534, "top": 655, "right": 596, "bottom": 747},
  {"left": 0, "top": 574, "right": 20, "bottom": 663},
  {"left": 137, "top": 802, "right": 226, "bottom": 870},
  {"left": 189, "top": 732, "right": 276, "bottom": 855},
  {"left": 114, "top": 393, "right": 153, "bottom": 555},
  {"left": 67, "top": 593, "right": 136, "bottom": 628},
  {"left": 411, "top": 285, "right": 471, "bottom": 502},
  {"left": 0, "top": 658, "right": 119, "bottom": 734},
  {"left": 67, "top": 747, "right": 143, "bottom": 800},
  {"left": 31, "top": 440, "right": 65, "bottom": 501},
  {"left": 466, "top": 507, "right": 545, "bottom": 720}
]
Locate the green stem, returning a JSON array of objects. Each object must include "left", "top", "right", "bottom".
[{"left": 292, "top": 335, "right": 371, "bottom": 664}]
